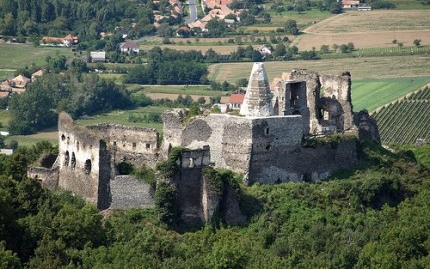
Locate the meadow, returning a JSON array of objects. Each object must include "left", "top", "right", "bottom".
[
  {"left": 0, "top": 43, "right": 75, "bottom": 72},
  {"left": 352, "top": 77, "right": 430, "bottom": 112}
]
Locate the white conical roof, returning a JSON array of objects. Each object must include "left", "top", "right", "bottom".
[{"left": 240, "top": 62, "right": 273, "bottom": 117}]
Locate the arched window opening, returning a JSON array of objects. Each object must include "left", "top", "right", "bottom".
[
  {"left": 61, "top": 134, "right": 65, "bottom": 141},
  {"left": 64, "top": 151, "right": 70, "bottom": 166},
  {"left": 71, "top": 152, "right": 76, "bottom": 169},
  {"left": 84, "top": 159, "right": 92, "bottom": 174}
]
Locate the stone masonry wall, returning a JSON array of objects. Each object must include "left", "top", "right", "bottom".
[
  {"left": 110, "top": 175, "right": 154, "bottom": 209},
  {"left": 248, "top": 115, "right": 303, "bottom": 184},
  {"left": 288, "top": 70, "right": 321, "bottom": 134},
  {"left": 250, "top": 138, "right": 358, "bottom": 184},
  {"left": 163, "top": 113, "right": 254, "bottom": 177},
  {"left": 58, "top": 123, "right": 110, "bottom": 208},
  {"left": 27, "top": 166, "right": 59, "bottom": 189},
  {"left": 320, "top": 73, "right": 354, "bottom": 130},
  {"left": 88, "top": 124, "right": 160, "bottom": 168}
]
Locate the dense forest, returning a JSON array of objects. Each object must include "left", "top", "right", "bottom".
[{"left": 0, "top": 140, "right": 429, "bottom": 268}]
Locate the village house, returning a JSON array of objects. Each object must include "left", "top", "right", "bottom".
[
  {"left": 188, "top": 0, "right": 241, "bottom": 31},
  {"left": 31, "top": 70, "right": 44, "bottom": 82},
  {"left": 0, "top": 74, "right": 31, "bottom": 96},
  {"left": 258, "top": 45, "right": 272, "bottom": 56},
  {"left": 120, "top": 42, "right": 140, "bottom": 54},
  {"left": 342, "top": 0, "right": 360, "bottom": 8},
  {"left": 90, "top": 51, "right": 106, "bottom": 63},
  {"left": 41, "top": 34, "right": 78, "bottom": 47},
  {"left": 228, "top": 93, "right": 245, "bottom": 110}
]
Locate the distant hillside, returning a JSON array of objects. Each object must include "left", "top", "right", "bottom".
[{"left": 372, "top": 86, "right": 430, "bottom": 145}]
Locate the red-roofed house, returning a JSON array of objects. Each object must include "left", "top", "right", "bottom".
[
  {"left": 342, "top": 0, "right": 359, "bottom": 8},
  {"left": 41, "top": 34, "right": 78, "bottom": 47},
  {"left": 31, "top": 70, "right": 44, "bottom": 82},
  {"left": 0, "top": 91, "right": 9, "bottom": 98},
  {"left": 229, "top": 93, "right": 245, "bottom": 110},
  {"left": 1, "top": 74, "right": 31, "bottom": 95},
  {"left": 9, "top": 75, "right": 30, "bottom": 89},
  {"left": 120, "top": 42, "right": 140, "bottom": 54}
]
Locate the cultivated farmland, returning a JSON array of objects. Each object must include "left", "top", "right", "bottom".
[
  {"left": 372, "top": 87, "right": 430, "bottom": 145},
  {"left": 208, "top": 55, "right": 430, "bottom": 83},
  {"left": 293, "top": 10, "right": 430, "bottom": 50}
]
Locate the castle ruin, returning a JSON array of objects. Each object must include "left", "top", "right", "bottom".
[{"left": 28, "top": 63, "right": 379, "bottom": 223}]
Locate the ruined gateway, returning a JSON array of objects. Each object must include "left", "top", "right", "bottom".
[{"left": 28, "top": 63, "right": 379, "bottom": 223}]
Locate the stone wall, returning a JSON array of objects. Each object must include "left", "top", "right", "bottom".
[
  {"left": 249, "top": 138, "right": 359, "bottom": 184},
  {"left": 27, "top": 166, "right": 59, "bottom": 189},
  {"left": 288, "top": 69, "right": 321, "bottom": 134},
  {"left": 163, "top": 112, "right": 254, "bottom": 176},
  {"left": 58, "top": 119, "right": 111, "bottom": 209},
  {"left": 88, "top": 124, "right": 160, "bottom": 168},
  {"left": 163, "top": 111, "right": 307, "bottom": 182},
  {"left": 110, "top": 175, "right": 154, "bottom": 209},
  {"left": 320, "top": 73, "right": 354, "bottom": 131},
  {"left": 274, "top": 80, "right": 310, "bottom": 134}
]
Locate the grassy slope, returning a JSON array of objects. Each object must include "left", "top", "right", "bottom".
[{"left": 352, "top": 76, "right": 430, "bottom": 112}]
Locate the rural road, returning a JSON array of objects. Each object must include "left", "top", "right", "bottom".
[{"left": 185, "top": 0, "right": 198, "bottom": 25}]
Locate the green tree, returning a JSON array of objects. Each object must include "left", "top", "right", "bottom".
[
  {"left": 284, "top": 19, "right": 298, "bottom": 35},
  {"left": 273, "top": 43, "right": 286, "bottom": 58},
  {"left": 205, "top": 19, "right": 226, "bottom": 38},
  {"left": 8, "top": 81, "right": 56, "bottom": 135},
  {"left": 320, "top": 44, "right": 330, "bottom": 53},
  {"left": 0, "top": 242, "right": 21, "bottom": 269},
  {"left": 330, "top": 1, "right": 343, "bottom": 14},
  {"left": 413, "top": 39, "right": 421, "bottom": 47}
]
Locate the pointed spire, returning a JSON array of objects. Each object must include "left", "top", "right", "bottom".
[{"left": 240, "top": 62, "right": 273, "bottom": 117}]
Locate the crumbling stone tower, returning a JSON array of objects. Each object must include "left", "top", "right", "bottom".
[
  {"left": 58, "top": 113, "right": 111, "bottom": 209},
  {"left": 288, "top": 69, "right": 354, "bottom": 135}
]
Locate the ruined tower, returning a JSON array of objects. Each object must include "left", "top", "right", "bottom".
[{"left": 240, "top": 62, "right": 273, "bottom": 117}]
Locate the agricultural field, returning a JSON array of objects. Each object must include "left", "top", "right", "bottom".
[
  {"left": 372, "top": 87, "right": 430, "bottom": 145},
  {"left": 294, "top": 10, "right": 430, "bottom": 50},
  {"left": 139, "top": 43, "right": 257, "bottom": 55},
  {"left": 140, "top": 10, "right": 430, "bottom": 53},
  {"left": 208, "top": 55, "right": 430, "bottom": 83},
  {"left": 352, "top": 77, "right": 430, "bottom": 112},
  {"left": 133, "top": 85, "right": 230, "bottom": 102}
]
